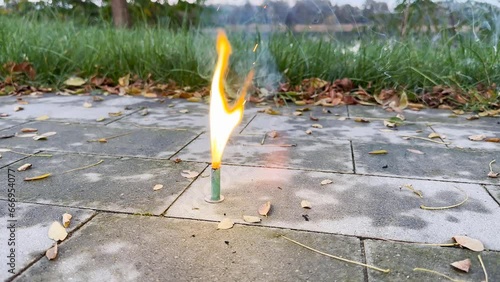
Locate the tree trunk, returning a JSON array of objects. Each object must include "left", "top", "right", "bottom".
[{"left": 111, "top": 0, "right": 131, "bottom": 28}]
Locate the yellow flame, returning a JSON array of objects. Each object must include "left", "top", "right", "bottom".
[{"left": 210, "top": 30, "right": 254, "bottom": 169}]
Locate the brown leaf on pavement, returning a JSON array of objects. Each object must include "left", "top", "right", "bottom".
[
  {"left": 450, "top": 258, "right": 471, "bottom": 272},
  {"left": 21, "top": 128, "right": 37, "bottom": 133},
  {"left": 258, "top": 201, "right": 271, "bottom": 216},
  {"left": 301, "top": 200, "right": 312, "bottom": 209},
  {"left": 320, "top": 179, "right": 333, "bottom": 185},
  {"left": 407, "top": 149, "right": 424, "bottom": 155},
  {"left": 369, "top": 150, "right": 388, "bottom": 155},
  {"left": 153, "top": 184, "right": 164, "bottom": 191},
  {"left": 46, "top": 243, "right": 58, "bottom": 260},
  {"left": 217, "top": 218, "right": 234, "bottom": 230},
  {"left": 62, "top": 213, "right": 72, "bottom": 228},
  {"left": 452, "top": 235, "right": 484, "bottom": 252},
  {"left": 468, "top": 134, "right": 486, "bottom": 141},
  {"left": 243, "top": 216, "right": 261, "bottom": 223},
  {"left": 17, "top": 163, "right": 32, "bottom": 171},
  {"left": 48, "top": 221, "right": 68, "bottom": 241}
]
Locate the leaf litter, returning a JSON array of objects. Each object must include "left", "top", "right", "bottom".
[
  {"left": 46, "top": 243, "right": 58, "bottom": 260},
  {"left": 48, "top": 221, "right": 68, "bottom": 241},
  {"left": 217, "top": 218, "right": 234, "bottom": 230},
  {"left": 62, "top": 213, "right": 72, "bottom": 228},
  {"left": 450, "top": 258, "right": 471, "bottom": 272},
  {"left": 258, "top": 201, "right": 271, "bottom": 216},
  {"left": 452, "top": 235, "right": 484, "bottom": 252},
  {"left": 243, "top": 216, "right": 261, "bottom": 223}
]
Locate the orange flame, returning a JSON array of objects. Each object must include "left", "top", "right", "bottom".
[{"left": 210, "top": 30, "right": 254, "bottom": 169}]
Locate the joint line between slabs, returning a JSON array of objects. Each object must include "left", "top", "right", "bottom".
[
  {"left": 167, "top": 131, "right": 205, "bottom": 160},
  {"left": 350, "top": 140, "right": 356, "bottom": 174},
  {"left": 238, "top": 113, "right": 257, "bottom": 134},
  {"left": 6, "top": 212, "right": 99, "bottom": 281},
  {"left": 481, "top": 184, "right": 500, "bottom": 207},
  {"left": 360, "top": 239, "right": 369, "bottom": 282},
  {"left": 160, "top": 163, "right": 210, "bottom": 216}
]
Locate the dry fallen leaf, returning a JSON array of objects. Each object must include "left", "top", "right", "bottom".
[
  {"left": 48, "top": 221, "right": 68, "bottom": 241},
  {"left": 17, "top": 163, "right": 32, "bottom": 171},
  {"left": 33, "top": 131, "right": 57, "bottom": 141},
  {"left": 383, "top": 120, "right": 396, "bottom": 128},
  {"left": 64, "top": 77, "right": 86, "bottom": 86},
  {"left": 187, "top": 97, "right": 201, "bottom": 102},
  {"left": 108, "top": 111, "right": 123, "bottom": 117},
  {"left": 468, "top": 134, "right": 486, "bottom": 141},
  {"left": 14, "top": 106, "right": 24, "bottom": 112},
  {"left": 139, "top": 108, "right": 148, "bottom": 116},
  {"left": 485, "top": 137, "right": 500, "bottom": 143},
  {"left": 311, "top": 124, "right": 323, "bottom": 129},
  {"left": 96, "top": 117, "right": 106, "bottom": 122},
  {"left": 338, "top": 117, "right": 347, "bottom": 121},
  {"left": 293, "top": 111, "right": 302, "bottom": 116},
  {"left": 452, "top": 235, "right": 484, "bottom": 252},
  {"left": 488, "top": 171, "right": 499, "bottom": 178},
  {"left": 45, "top": 243, "right": 58, "bottom": 260},
  {"left": 301, "top": 200, "right": 312, "bottom": 209},
  {"left": 62, "top": 213, "right": 72, "bottom": 228},
  {"left": 153, "top": 184, "right": 164, "bottom": 191},
  {"left": 428, "top": 132, "right": 441, "bottom": 139},
  {"left": 267, "top": 130, "right": 279, "bottom": 138},
  {"left": 451, "top": 258, "right": 471, "bottom": 272},
  {"left": 369, "top": 150, "right": 388, "bottom": 155},
  {"left": 320, "top": 179, "right": 333, "bottom": 185},
  {"left": 354, "top": 118, "right": 370, "bottom": 123},
  {"left": 24, "top": 173, "right": 51, "bottom": 181},
  {"left": 258, "top": 201, "right": 271, "bottom": 216},
  {"left": 217, "top": 218, "right": 234, "bottom": 230},
  {"left": 305, "top": 129, "right": 312, "bottom": 135},
  {"left": 407, "top": 149, "right": 424, "bottom": 155},
  {"left": 181, "top": 170, "right": 198, "bottom": 179},
  {"left": 35, "top": 115, "right": 50, "bottom": 121},
  {"left": 243, "top": 216, "right": 261, "bottom": 223},
  {"left": 179, "top": 109, "right": 189, "bottom": 114},
  {"left": 83, "top": 102, "right": 92, "bottom": 108},
  {"left": 264, "top": 108, "right": 280, "bottom": 115},
  {"left": 452, "top": 110, "right": 465, "bottom": 115},
  {"left": 21, "top": 128, "right": 38, "bottom": 133}
]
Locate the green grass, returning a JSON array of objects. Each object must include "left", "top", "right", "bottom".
[{"left": 0, "top": 15, "right": 499, "bottom": 102}]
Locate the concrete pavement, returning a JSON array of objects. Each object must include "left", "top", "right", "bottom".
[{"left": 0, "top": 94, "right": 499, "bottom": 281}]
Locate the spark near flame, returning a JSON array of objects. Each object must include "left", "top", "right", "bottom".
[{"left": 210, "top": 30, "right": 254, "bottom": 169}]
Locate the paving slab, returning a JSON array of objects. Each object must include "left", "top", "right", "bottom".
[
  {"left": 0, "top": 153, "right": 207, "bottom": 215},
  {"left": 15, "top": 213, "right": 365, "bottom": 281},
  {"left": 364, "top": 239, "right": 500, "bottom": 281},
  {"left": 353, "top": 141, "right": 500, "bottom": 184},
  {"left": 430, "top": 123, "right": 500, "bottom": 150},
  {"left": 1, "top": 120, "right": 198, "bottom": 159},
  {"left": 0, "top": 95, "right": 144, "bottom": 124},
  {"left": 173, "top": 133, "right": 353, "bottom": 173},
  {"left": 349, "top": 105, "right": 500, "bottom": 126},
  {"left": 0, "top": 202, "right": 95, "bottom": 281},
  {"left": 242, "top": 114, "right": 445, "bottom": 147},
  {"left": 167, "top": 165, "right": 500, "bottom": 250}
]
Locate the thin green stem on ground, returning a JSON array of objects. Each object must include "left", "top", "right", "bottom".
[
  {"left": 281, "top": 235, "right": 390, "bottom": 273},
  {"left": 413, "top": 268, "right": 464, "bottom": 282}
]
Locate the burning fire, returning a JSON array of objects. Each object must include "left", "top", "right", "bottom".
[{"left": 210, "top": 30, "right": 253, "bottom": 169}]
